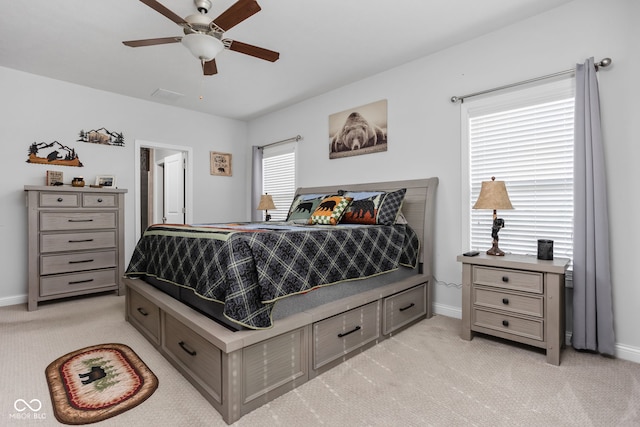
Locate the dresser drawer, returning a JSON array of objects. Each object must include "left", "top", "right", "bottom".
[
  {"left": 473, "top": 308, "right": 544, "bottom": 341},
  {"left": 473, "top": 266, "right": 543, "bottom": 294},
  {"left": 382, "top": 283, "right": 427, "bottom": 335},
  {"left": 313, "top": 301, "right": 380, "bottom": 369},
  {"left": 40, "top": 212, "right": 116, "bottom": 231},
  {"left": 41, "top": 250, "right": 116, "bottom": 275},
  {"left": 83, "top": 193, "right": 117, "bottom": 207},
  {"left": 40, "top": 268, "right": 116, "bottom": 297},
  {"left": 40, "top": 231, "right": 116, "bottom": 253},
  {"left": 40, "top": 193, "right": 79, "bottom": 207},
  {"left": 128, "top": 288, "right": 161, "bottom": 344},
  {"left": 473, "top": 286, "right": 543, "bottom": 318},
  {"left": 163, "top": 313, "right": 222, "bottom": 402}
]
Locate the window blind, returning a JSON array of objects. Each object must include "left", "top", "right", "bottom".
[
  {"left": 262, "top": 143, "right": 295, "bottom": 221},
  {"left": 469, "top": 96, "right": 575, "bottom": 261}
]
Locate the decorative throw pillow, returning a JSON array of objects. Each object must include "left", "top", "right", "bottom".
[
  {"left": 308, "top": 195, "right": 353, "bottom": 225},
  {"left": 339, "top": 191, "right": 386, "bottom": 224},
  {"left": 376, "top": 188, "right": 407, "bottom": 225},
  {"left": 286, "top": 194, "right": 327, "bottom": 221}
]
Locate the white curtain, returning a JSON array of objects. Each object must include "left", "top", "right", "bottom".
[{"left": 572, "top": 57, "right": 615, "bottom": 355}]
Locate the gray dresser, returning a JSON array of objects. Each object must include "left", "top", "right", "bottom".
[{"left": 25, "top": 185, "right": 127, "bottom": 310}]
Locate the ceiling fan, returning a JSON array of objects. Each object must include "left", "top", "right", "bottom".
[{"left": 123, "top": 0, "right": 279, "bottom": 75}]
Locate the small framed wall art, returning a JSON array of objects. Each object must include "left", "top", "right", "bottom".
[
  {"left": 210, "top": 151, "right": 232, "bottom": 176},
  {"left": 95, "top": 175, "right": 116, "bottom": 188}
]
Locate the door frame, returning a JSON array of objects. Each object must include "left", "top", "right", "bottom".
[{"left": 134, "top": 139, "right": 193, "bottom": 238}]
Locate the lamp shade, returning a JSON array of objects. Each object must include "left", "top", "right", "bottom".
[
  {"left": 181, "top": 33, "right": 224, "bottom": 61},
  {"left": 257, "top": 194, "right": 276, "bottom": 211},
  {"left": 473, "top": 177, "right": 514, "bottom": 210}
]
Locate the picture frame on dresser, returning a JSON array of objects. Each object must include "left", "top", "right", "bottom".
[{"left": 95, "top": 175, "right": 116, "bottom": 187}]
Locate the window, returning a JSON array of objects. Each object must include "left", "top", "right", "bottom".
[
  {"left": 462, "top": 79, "right": 575, "bottom": 261},
  {"left": 262, "top": 143, "right": 296, "bottom": 221}
]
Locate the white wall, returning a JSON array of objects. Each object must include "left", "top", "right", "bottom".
[
  {"left": 0, "top": 66, "right": 248, "bottom": 305},
  {"left": 247, "top": 0, "right": 640, "bottom": 359}
]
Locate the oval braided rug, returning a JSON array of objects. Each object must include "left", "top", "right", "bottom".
[{"left": 45, "top": 343, "right": 158, "bottom": 425}]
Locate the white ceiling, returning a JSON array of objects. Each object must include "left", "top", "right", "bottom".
[{"left": 0, "top": 0, "right": 572, "bottom": 121}]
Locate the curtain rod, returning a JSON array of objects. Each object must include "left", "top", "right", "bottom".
[
  {"left": 258, "top": 135, "right": 302, "bottom": 149},
  {"left": 450, "top": 57, "right": 612, "bottom": 104}
]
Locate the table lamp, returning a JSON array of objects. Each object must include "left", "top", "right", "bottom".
[
  {"left": 472, "top": 176, "right": 514, "bottom": 256},
  {"left": 257, "top": 194, "right": 276, "bottom": 221}
]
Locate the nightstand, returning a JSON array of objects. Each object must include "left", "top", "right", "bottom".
[{"left": 457, "top": 253, "right": 569, "bottom": 365}]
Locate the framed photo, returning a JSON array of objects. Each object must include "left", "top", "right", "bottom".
[
  {"left": 210, "top": 151, "right": 232, "bottom": 176},
  {"left": 329, "top": 99, "right": 388, "bottom": 159},
  {"left": 95, "top": 175, "right": 116, "bottom": 187}
]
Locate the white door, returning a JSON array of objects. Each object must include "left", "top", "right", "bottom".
[{"left": 163, "top": 152, "right": 185, "bottom": 224}]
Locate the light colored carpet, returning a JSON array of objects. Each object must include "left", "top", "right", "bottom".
[{"left": 1, "top": 293, "right": 639, "bottom": 426}]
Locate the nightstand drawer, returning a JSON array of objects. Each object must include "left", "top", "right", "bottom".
[
  {"left": 40, "top": 231, "right": 116, "bottom": 253},
  {"left": 313, "top": 301, "right": 380, "bottom": 369},
  {"left": 40, "top": 212, "right": 116, "bottom": 231},
  {"left": 164, "top": 313, "right": 222, "bottom": 401},
  {"left": 473, "top": 308, "right": 544, "bottom": 341},
  {"left": 41, "top": 250, "right": 116, "bottom": 275},
  {"left": 83, "top": 193, "right": 117, "bottom": 207},
  {"left": 40, "top": 268, "right": 117, "bottom": 296},
  {"left": 40, "top": 193, "right": 79, "bottom": 207},
  {"left": 473, "top": 286, "right": 543, "bottom": 318},
  {"left": 474, "top": 266, "right": 543, "bottom": 294}
]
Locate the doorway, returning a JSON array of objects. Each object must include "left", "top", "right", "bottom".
[{"left": 134, "top": 140, "right": 193, "bottom": 238}]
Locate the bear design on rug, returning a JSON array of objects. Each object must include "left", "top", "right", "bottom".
[
  {"left": 331, "top": 112, "right": 386, "bottom": 152},
  {"left": 79, "top": 366, "right": 107, "bottom": 385}
]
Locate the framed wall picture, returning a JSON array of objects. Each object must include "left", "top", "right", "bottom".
[
  {"left": 329, "top": 99, "right": 388, "bottom": 159},
  {"left": 95, "top": 175, "right": 116, "bottom": 187},
  {"left": 210, "top": 151, "right": 232, "bottom": 176}
]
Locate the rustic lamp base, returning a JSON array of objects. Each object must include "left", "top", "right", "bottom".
[{"left": 486, "top": 240, "right": 505, "bottom": 256}]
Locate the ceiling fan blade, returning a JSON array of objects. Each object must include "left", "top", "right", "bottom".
[
  {"left": 139, "top": 0, "right": 188, "bottom": 25},
  {"left": 228, "top": 40, "right": 279, "bottom": 62},
  {"left": 213, "top": 0, "right": 261, "bottom": 31},
  {"left": 203, "top": 59, "right": 218, "bottom": 75},
  {"left": 123, "top": 36, "right": 182, "bottom": 47}
]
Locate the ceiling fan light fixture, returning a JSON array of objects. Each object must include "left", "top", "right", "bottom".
[{"left": 181, "top": 33, "right": 223, "bottom": 61}]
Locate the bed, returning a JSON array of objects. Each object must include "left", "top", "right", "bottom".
[{"left": 123, "top": 177, "right": 438, "bottom": 424}]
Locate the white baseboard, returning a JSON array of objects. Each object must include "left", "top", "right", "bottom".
[
  {"left": 433, "top": 302, "right": 461, "bottom": 319},
  {"left": 0, "top": 294, "right": 27, "bottom": 307},
  {"left": 433, "top": 302, "right": 639, "bottom": 364}
]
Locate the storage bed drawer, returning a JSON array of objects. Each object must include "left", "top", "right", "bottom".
[
  {"left": 128, "top": 288, "right": 161, "bottom": 344},
  {"left": 383, "top": 283, "right": 427, "bottom": 335},
  {"left": 163, "top": 313, "right": 223, "bottom": 402},
  {"left": 313, "top": 300, "right": 380, "bottom": 369}
]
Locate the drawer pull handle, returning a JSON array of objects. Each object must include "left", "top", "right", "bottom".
[
  {"left": 337, "top": 326, "right": 361, "bottom": 338},
  {"left": 502, "top": 298, "right": 509, "bottom": 305},
  {"left": 136, "top": 307, "right": 149, "bottom": 316},
  {"left": 57, "top": 197, "right": 63, "bottom": 202},
  {"left": 69, "top": 259, "right": 94, "bottom": 264},
  {"left": 68, "top": 279, "right": 94, "bottom": 285},
  {"left": 69, "top": 239, "right": 94, "bottom": 243},
  {"left": 97, "top": 198, "right": 103, "bottom": 203},
  {"left": 178, "top": 341, "right": 197, "bottom": 356},
  {"left": 502, "top": 320, "right": 509, "bottom": 327},
  {"left": 502, "top": 276, "right": 509, "bottom": 283},
  {"left": 399, "top": 302, "right": 415, "bottom": 312},
  {"left": 68, "top": 219, "right": 94, "bottom": 222}
]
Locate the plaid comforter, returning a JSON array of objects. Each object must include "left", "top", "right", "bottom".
[{"left": 125, "top": 222, "right": 419, "bottom": 329}]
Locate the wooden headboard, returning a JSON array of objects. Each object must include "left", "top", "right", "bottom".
[{"left": 294, "top": 177, "right": 438, "bottom": 278}]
